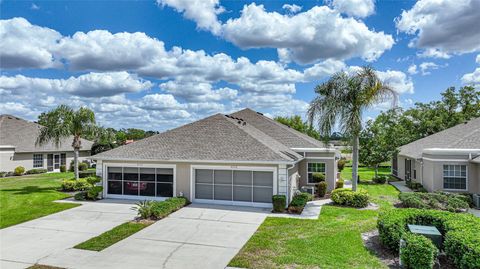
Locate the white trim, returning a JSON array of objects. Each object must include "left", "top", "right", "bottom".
[
  {"left": 190, "top": 164, "right": 277, "bottom": 207},
  {"left": 91, "top": 157, "right": 294, "bottom": 165},
  {"left": 304, "top": 157, "right": 336, "bottom": 160},
  {"left": 106, "top": 194, "right": 170, "bottom": 201},
  {"left": 0, "top": 145, "right": 15, "bottom": 149},
  {"left": 423, "top": 148, "right": 480, "bottom": 155},
  {"left": 422, "top": 157, "right": 469, "bottom": 162},
  {"left": 306, "top": 161, "right": 327, "bottom": 185},
  {"left": 103, "top": 162, "right": 176, "bottom": 199},
  {"left": 291, "top": 147, "right": 335, "bottom": 152},
  {"left": 442, "top": 164, "right": 468, "bottom": 192}
]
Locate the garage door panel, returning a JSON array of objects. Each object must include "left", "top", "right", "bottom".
[
  {"left": 253, "top": 187, "right": 272, "bottom": 203},
  {"left": 195, "top": 184, "right": 213, "bottom": 199},
  {"left": 233, "top": 186, "right": 252, "bottom": 202},
  {"left": 196, "top": 169, "right": 213, "bottom": 183},
  {"left": 214, "top": 170, "right": 232, "bottom": 184},
  {"left": 253, "top": 171, "right": 273, "bottom": 187},
  {"left": 214, "top": 185, "right": 232, "bottom": 200},
  {"left": 233, "top": 171, "right": 252, "bottom": 185}
]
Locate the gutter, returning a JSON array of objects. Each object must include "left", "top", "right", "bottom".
[
  {"left": 89, "top": 156, "right": 298, "bottom": 165},
  {"left": 423, "top": 148, "right": 480, "bottom": 155}
]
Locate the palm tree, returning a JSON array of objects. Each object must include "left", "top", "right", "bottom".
[
  {"left": 36, "top": 105, "right": 97, "bottom": 179},
  {"left": 307, "top": 66, "right": 397, "bottom": 191}
]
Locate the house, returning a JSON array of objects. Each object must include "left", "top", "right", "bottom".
[
  {"left": 393, "top": 117, "right": 480, "bottom": 194},
  {"left": 0, "top": 114, "right": 93, "bottom": 173},
  {"left": 92, "top": 108, "right": 338, "bottom": 207}
]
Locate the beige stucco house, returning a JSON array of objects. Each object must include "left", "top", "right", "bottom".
[
  {"left": 92, "top": 108, "right": 338, "bottom": 207},
  {"left": 393, "top": 117, "right": 480, "bottom": 195},
  {"left": 0, "top": 114, "right": 93, "bottom": 173}
]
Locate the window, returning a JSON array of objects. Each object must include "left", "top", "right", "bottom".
[
  {"left": 443, "top": 165, "right": 467, "bottom": 190},
  {"left": 307, "top": 162, "right": 326, "bottom": 184},
  {"left": 106, "top": 167, "right": 174, "bottom": 197},
  {"left": 33, "top": 154, "right": 43, "bottom": 168}
]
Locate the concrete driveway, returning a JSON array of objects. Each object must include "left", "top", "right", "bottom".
[
  {"left": 0, "top": 200, "right": 137, "bottom": 269},
  {"left": 3, "top": 202, "right": 269, "bottom": 269}
]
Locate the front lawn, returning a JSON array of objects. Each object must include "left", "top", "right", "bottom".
[
  {"left": 0, "top": 172, "right": 80, "bottom": 228},
  {"left": 341, "top": 166, "right": 391, "bottom": 181},
  {"left": 229, "top": 183, "right": 400, "bottom": 269}
]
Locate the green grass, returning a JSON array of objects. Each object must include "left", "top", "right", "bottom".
[
  {"left": 74, "top": 221, "right": 151, "bottom": 251},
  {"left": 229, "top": 183, "right": 400, "bottom": 269},
  {"left": 340, "top": 166, "right": 391, "bottom": 181},
  {"left": 0, "top": 172, "right": 80, "bottom": 229}
]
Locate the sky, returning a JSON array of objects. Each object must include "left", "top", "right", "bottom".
[{"left": 1, "top": 0, "right": 479, "bottom": 131}]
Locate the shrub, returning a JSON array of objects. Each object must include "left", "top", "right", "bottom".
[
  {"left": 61, "top": 178, "right": 90, "bottom": 191},
  {"left": 85, "top": 176, "right": 101, "bottom": 186},
  {"left": 337, "top": 159, "right": 346, "bottom": 172},
  {"left": 14, "top": 166, "right": 25, "bottom": 176},
  {"left": 78, "top": 162, "right": 88, "bottom": 171},
  {"left": 335, "top": 179, "right": 344, "bottom": 189},
  {"left": 60, "top": 165, "right": 66, "bottom": 173},
  {"left": 74, "top": 191, "right": 87, "bottom": 201},
  {"left": 400, "top": 233, "right": 438, "bottom": 269},
  {"left": 373, "top": 175, "right": 387, "bottom": 184},
  {"left": 331, "top": 188, "right": 369, "bottom": 208},
  {"left": 0, "top": 172, "right": 6, "bottom": 178},
  {"left": 272, "top": 195, "right": 286, "bottom": 213},
  {"left": 317, "top": 181, "right": 327, "bottom": 197},
  {"left": 399, "top": 192, "right": 469, "bottom": 212},
  {"left": 133, "top": 197, "right": 190, "bottom": 220},
  {"left": 79, "top": 170, "right": 96, "bottom": 178},
  {"left": 377, "top": 208, "right": 480, "bottom": 269},
  {"left": 82, "top": 160, "right": 91, "bottom": 169},
  {"left": 25, "top": 168, "right": 47, "bottom": 175},
  {"left": 287, "top": 193, "right": 310, "bottom": 214},
  {"left": 86, "top": 186, "right": 103, "bottom": 200},
  {"left": 406, "top": 181, "right": 423, "bottom": 191},
  {"left": 69, "top": 160, "right": 75, "bottom": 172},
  {"left": 312, "top": 172, "right": 325, "bottom": 183}
]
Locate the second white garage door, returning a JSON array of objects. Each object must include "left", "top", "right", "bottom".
[{"left": 193, "top": 168, "right": 274, "bottom": 207}]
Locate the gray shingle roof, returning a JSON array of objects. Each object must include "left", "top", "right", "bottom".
[
  {"left": 231, "top": 108, "right": 327, "bottom": 149},
  {"left": 399, "top": 117, "right": 480, "bottom": 158},
  {"left": 0, "top": 114, "right": 93, "bottom": 153},
  {"left": 93, "top": 112, "right": 303, "bottom": 163}
]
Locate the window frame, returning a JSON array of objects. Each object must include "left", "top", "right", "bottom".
[
  {"left": 442, "top": 164, "right": 468, "bottom": 191},
  {"left": 307, "top": 162, "right": 326, "bottom": 184},
  {"left": 33, "top": 154, "right": 43, "bottom": 168}
]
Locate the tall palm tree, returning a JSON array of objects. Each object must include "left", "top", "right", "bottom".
[
  {"left": 307, "top": 66, "right": 397, "bottom": 191},
  {"left": 36, "top": 105, "right": 97, "bottom": 179}
]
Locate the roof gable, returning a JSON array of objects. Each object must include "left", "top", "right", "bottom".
[{"left": 0, "top": 114, "right": 94, "bottom": 153}]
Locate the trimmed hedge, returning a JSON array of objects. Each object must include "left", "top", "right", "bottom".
[
  {"left": 400, "top": 233, "right": 438, "bottom": 269},
  {"left": 14, "top": 166, "right": 25, "bottom": 176},
  {"left": 61, "top": 178, "right": 91, "bottom": 191},
  {"left": 272, "top": 195, "right": 286, "bottom": 212},
  {"left": 317, "top": 181, "right": 327, "bottom": 197},
  {"left": 399, "top": 192, "right": 469, "bottom": 212},
  {"left": 377, "top": 208, "right": 480, "bottom": 269},
  {"left": 133, "top": 197, "right": 190, "bottom": 220},
  {"left": 25, "top": 168, "right": 48, "bottom": 175},
  {"left": 312, "top": 172, "right": 325, "bottom": 183},
  {"left": 331, "top": 188, "right": 369, "bottom": 208},
  {"left": 79, "top": 170, "right": 96, "bottom": 178},
  {"left": 335, "top": 179, "right": 344, "bottom": 189},
  {"left": 60, "top": 165, "right": 67, "bottom": 173},
  {"left": 372, "top": 175, "right": 387, "bottom": 184},
  {"left": 287, "top": 192, "right": 312, "bottom": 214}
]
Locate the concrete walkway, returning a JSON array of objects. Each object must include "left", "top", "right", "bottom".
[
  {"left": 269, "top": 199, "right": 330, "bottom": 219},
  {"left": 389, "top": 181, "right": 413, "bottom": 193},
  {"left": 33, "top": 203, "right": 269, "bottom": 269},
  {"left": 0, "top": 201, "right": 137, "bottom": 269}
]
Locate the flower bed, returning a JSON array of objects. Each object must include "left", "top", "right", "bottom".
[
  {"left": 377, "top": 208, "right": 480, "bottom": 269},
  {"left": 287, "top": 193, "right": 313, "bottom": 214},
  {"left": 398, "top": 192, "right": 470, "bottom": 212},
  {"left": 133, "top": 197, "right": 190, "bottom": 220}
]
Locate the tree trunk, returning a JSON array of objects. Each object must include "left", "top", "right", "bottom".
[
  {"left": 74, "top": 147, "right": 79, "bottom": 180},
  {"left": 352, "top": 136, "right": 359, "bottom": 191}
]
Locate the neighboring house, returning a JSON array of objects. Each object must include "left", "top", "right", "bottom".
[
  {"left": 393, "top": 117, "right": 480, "bottom": 194},
  {"left": 92, "top": 108, "right": 338, "bottom": 207},
  {"left": 0, "top": 114, "right": 93, "bottom": 173}
]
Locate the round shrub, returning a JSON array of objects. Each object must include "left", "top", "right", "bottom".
[
  {"left": 377, "top": 208, "right": 480, "bottom": 269},
  {"left": 60, "top": 165, "right": 66, "bottom": 173},
  {"left": 78, "top": 162, "right": 88, "bottom": 171},
  {"left": 61, "top": 178, "right": 90, "bottom": 191},
  {"left": 272, "top": 195, "right": 286, "bottom": 212},
  {"left": 400, "top": 233, "right": 438, "bottom": 269},
  {"left": 312, "top": 172, "right": 325, "bottom": 183},
  {"left": 331, "top": 188, "right": 369, "bottom": 208},
  {"left": 335, "top": 179, "right": 344, "bottom": 189},
  {"left": 86, "top": 186, "right": 103, "bottom": 200},
  {"left": 337, "top": 159, "right": 346, "bottom": 172},
  {"left": 74, "top": 191, "right": 87, "bottom": 201},
  {"left": 14, "top": 166, "right": 25, "bottom": 176},
  {"left": 373, "top": 175, "right": 387, "bottom": 184},
  {"left": 317, "top": 181, "right": 327, "bottom": 197}
]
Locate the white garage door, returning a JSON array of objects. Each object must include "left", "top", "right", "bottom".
[{"left": 194, "top": 169, "right": 274, "bottom": 207}]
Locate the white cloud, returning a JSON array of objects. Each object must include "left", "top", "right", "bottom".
[
  {"left": 222, "top": 4, "right": 394, "bottom": 64},
  {"left": 0, "top": 17, "right": 61, "bottom": 69},
  {"left": 141, "top": 94, "right": 185, "bottom": 110},
  {"left": 329, "top": 0, "right": 375, "bottom": 18},
  {"left": 282, "top": 4, "right": 302, "bottom": 14},
  {"left": 157, "top": 0, "right": 224, "bottom": 35},
  {"left": 416, "top": 48, "right": 450, "bottom": 59},
  {"left": 160, "top": 80, "right": 238, "bottom": 102},
  {"left": 419, "top": 62, "right": 443, "bottom": 75},
  {"left": 375, "top": 70, "right": 414, "bottom": 94},
  {"left": 407, "top": 64, "right": 417, "bottom": 75},
  {"left": 461, "top": 68, "right": 480, "bottom": 86},
  {"left": 303, "top": 59, "right": 346, "bottom": 80},
  {"left": 476, "top": 54, "right": 480, "bottom": 64},
  {"left": 30, "top": 3, "right": 40, "bottom": 10},
  {"left": 396, "top": 0, "right": 480, "bottom": 58},
  {"left": 0, "top": 72, "right": 152, "bottom": 97}
]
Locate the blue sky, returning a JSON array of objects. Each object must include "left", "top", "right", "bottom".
[{"left": 1, "top": 0, "right": 479, "bottom": 131}]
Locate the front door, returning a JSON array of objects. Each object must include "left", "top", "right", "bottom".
[
  {"left": 54, "top": 154, "right": 61, "bottom": 171},
  {"left": 405, "top": 159, "right": 411, "bottom": 182}
]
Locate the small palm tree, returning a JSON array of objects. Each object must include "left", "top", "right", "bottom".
[
  {"left": 36, "top": 105, "right": 97, "bottom": 179},
  {"left": 307, "top": 66, "right": 397, "bottom": 191}
]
